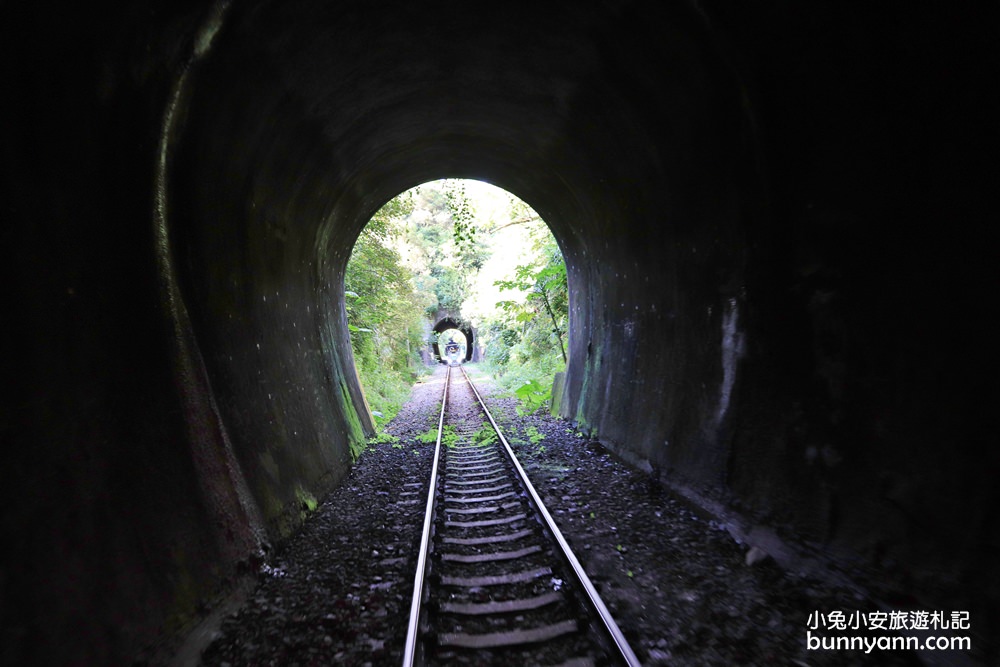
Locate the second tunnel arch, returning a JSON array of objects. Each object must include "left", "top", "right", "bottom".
[{"left": 432, "top": 317, "right": 474, "bottom": 364}]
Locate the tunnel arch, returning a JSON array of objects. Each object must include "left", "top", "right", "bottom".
[
  {"left": 432, "top": 317, "right": 474, "bottom": 364},
  {"left": 164, "top": 0, "right": 756, "bottom": 544}
]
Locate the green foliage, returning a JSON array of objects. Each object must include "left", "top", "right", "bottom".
[
  {"left": 417, "top": 425, "right": 459, "bottom": 448},
  {"left": 514, "top": 379, "right": 552, "bottom": 416},
  {"left": 346, "top": 192, "right": 429, "bottom": 427},
  {"left": 513, "top": 425, "right": 547, "bottom": 454},
  {"left": 442, "top": 424, "right": 459, "bottom": 448},
  {"left": 479, "top": 215, "right": 568, "bottom": 415},
  {"left": 473, "top": 423, "right": 499, "bottom": 446},
  {"left": 493, "top": 237, "right": 568, "bottom": 364},
  {"left": 482, "top": 321, "right": 518, "bottom": 366},
  {"left": 429, "top": 264, "right": 468, "bottom": 316},
  {"left": 525, "top": 425, "right": 545, "bottom": 445},
  {"left": 368, "top": 432, "right": 400, "bottom": 447},
  {"left": 389, "top": 180, "right": 491, "bottom": 368}
]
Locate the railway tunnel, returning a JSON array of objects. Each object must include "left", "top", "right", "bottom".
[
  {"left": 2, "top": 1, "right": 996, "bottom": 664},
  {"left": 432, "top": 317, "right": 474, "bottom": 364}
]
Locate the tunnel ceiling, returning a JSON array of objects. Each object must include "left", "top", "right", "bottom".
[{"left": 179, "top": 0, "right": 741, "bottom": 252}]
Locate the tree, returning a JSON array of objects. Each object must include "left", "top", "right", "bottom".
[
  {"left": 344, "top": 192, "right": 427, "bottom": 426},
  {"left": 477, "top": 204, "right": 569, "bottom": 413},
  {"left": 494, "top": 233, "right": 568, "bottom": 364}
]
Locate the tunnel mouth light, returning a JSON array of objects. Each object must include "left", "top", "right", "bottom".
[
  {"left": 344, "top": 178, "right": 567, "bottom": 428},
  {"left": 438, "top": 328, "right": 467, "bottom": 365}
]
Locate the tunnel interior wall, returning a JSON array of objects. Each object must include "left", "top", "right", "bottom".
[
  {"left": 170, "top": 40, "right": 372, "bottom": 541},
  {"left": 3, "top": 1, "right": 997, "bottom": 664},
  {"left": 553, "top": 2, "right": 998, "bottom": 615},
  {"left": 0, "top": 3, "right": 271, "bottom": 665},
  {"left": 689, "top": 2, "right": 997, "bottom": 606}
]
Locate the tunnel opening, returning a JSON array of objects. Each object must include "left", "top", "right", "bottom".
[
  {"left": 435, "top": 328, "right": 467, "bottom": 365},
  {"left": 344, "top": 178, "right": 569, "bottom": 423},
  {"left": 431, "top": 320, "right": 472, "bottom": 364}
]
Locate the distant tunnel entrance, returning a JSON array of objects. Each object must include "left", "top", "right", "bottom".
[{"left": 432, "top": 318, "right": 473, "bottom": 363}]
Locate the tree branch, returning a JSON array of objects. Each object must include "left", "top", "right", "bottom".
[{"left": 488, "top": 215, "right": 542, "bottom": 235}]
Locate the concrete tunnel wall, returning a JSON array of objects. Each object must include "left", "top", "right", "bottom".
[{"left": 2, "top": 1, "right": 996, "bottom": 664}]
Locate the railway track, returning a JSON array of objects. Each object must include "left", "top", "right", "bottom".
[{"left": 403, "top": 365, "right": 640, "bottom": 666}]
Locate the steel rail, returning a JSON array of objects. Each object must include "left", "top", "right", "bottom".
[
  {"left": 402, "top": 365, "right": 451, "bottom": 667},
  {"left": 460, "top": 366, "right": 642, "bottom": 667}
]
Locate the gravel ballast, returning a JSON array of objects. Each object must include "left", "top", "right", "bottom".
[{"left": 198, "top": 365, "right": 928, "bottom": 666}]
